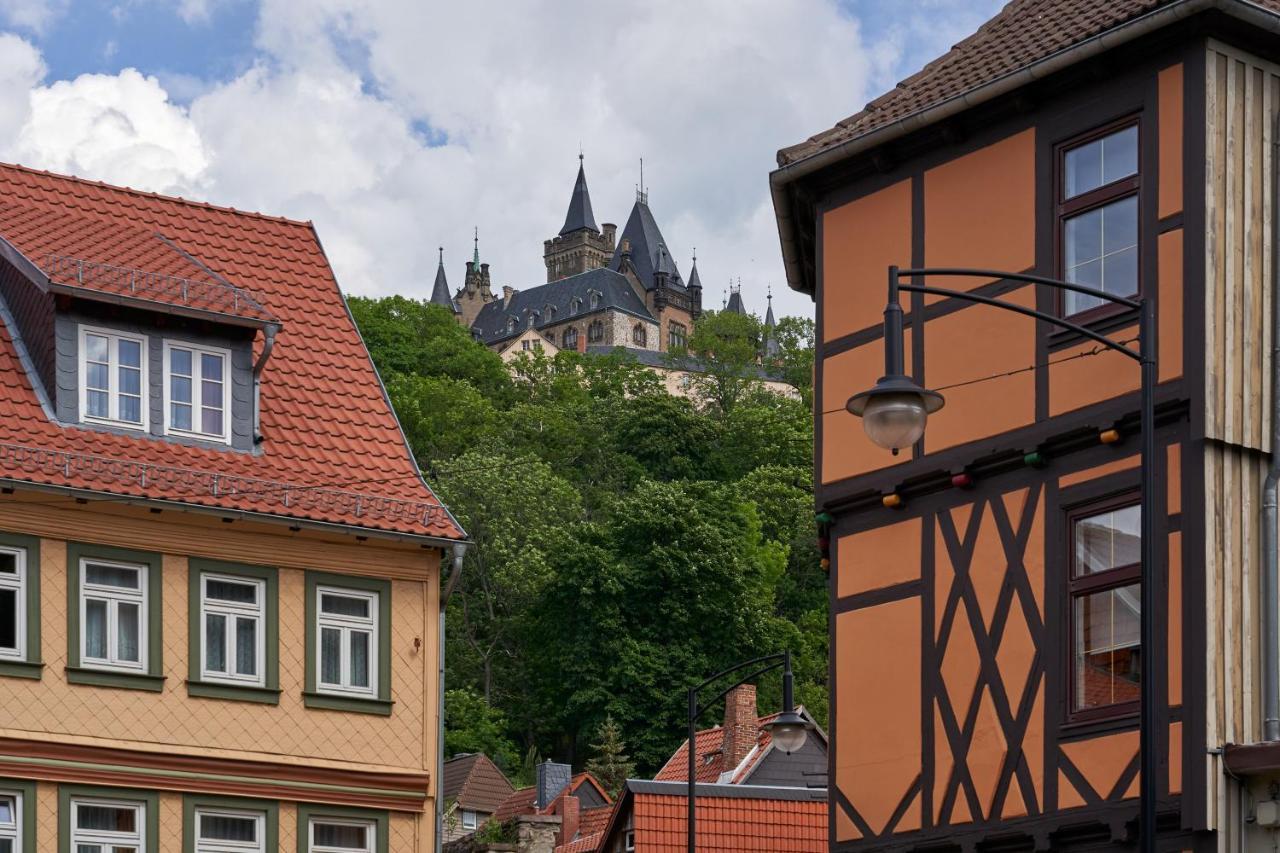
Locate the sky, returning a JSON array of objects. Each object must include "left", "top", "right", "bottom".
[{"left": 0, "top": 0, "right": 1005, "bottom": 322}]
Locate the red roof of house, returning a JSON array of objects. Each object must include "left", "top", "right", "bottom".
[
  {"left": 492, "top": 773, "right": 610, "bottom": 823},
  {"left": 442, "top": 754, "right": 514, "bottom": 814},
  {"left": 778, "top": 0, "right": 1280, "bottom": 167},
  {"left": 655, "top": 708, "right": 817, "bottom": 785},
  {"left": 578, "top": 805, "right": 612, "bottom": 837},
  {"left": 553, "top": 835, "right": 601, "bottom": 853},
  {"left": 0, "top": 163, "right": 463, "bottom": 539},
  {"left": 596, "top": 783, "right": 827, "bottom": 853}
]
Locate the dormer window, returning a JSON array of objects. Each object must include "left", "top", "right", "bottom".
[
  {"left": 589, "top": 291, "right": 601, "bottom": 309},
  {"left": 570, "top": 298, "right": 581, "bottom": 315},
  {"left": 79, "top": 326, "right": 146, "bottom": 430},
  {"left": 164, "top": 342, "right": 230, "bottom": 443}
]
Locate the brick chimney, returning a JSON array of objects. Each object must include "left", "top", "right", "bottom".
[
  {"left": 721, "top": 684, "right": 759, "bottom": 774},
  {"left": 502, "top": 285, "right": 515, "bottom": 308},
  {"left": 554, "top": 794, "right": 580, "bottom": 846}
]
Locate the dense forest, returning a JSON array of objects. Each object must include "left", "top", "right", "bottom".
[{"left": 348, "top": 296, "right": 823, "bottom": 782}]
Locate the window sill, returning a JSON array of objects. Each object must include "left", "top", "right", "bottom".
[
  {"left": 187, "top": 680, "right": 281, "bottom": 705},
  {"left": 302, "top": 691, "right": 393, "bottom": 717},
  {"left": 65, "top": 666, "right": 165, "bottom": 692},
  {"left": 1060, "top": 710, "right": 1139, "bottom": 741},
  {"left": 0, "top": 659, "right": 43, "bottom": 680}
]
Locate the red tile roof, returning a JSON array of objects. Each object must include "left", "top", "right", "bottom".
[
  {"left": 553, "top": 834, "right": 601, "bottom": 853},
  {"left": 654, "top": 709, "right": 807, "bottom": 784},
  {"left": 492, "top": 773, "right": 610, "bottom": 823},
  {"left": 777, "top": 0, "right": 1280, "bottom": 167},
  {"left": 578, "top": 805, "right": 613, "bottom": 837},
  {"left": 0, "top": 162, "right": 463, "bottom": 539},
  {"left": 443, "top": 754, "right": 514, "bottom": 814}
]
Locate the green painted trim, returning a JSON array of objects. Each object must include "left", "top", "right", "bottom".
[
  {"left": 0, "top": 532, "right": 40, "bottom": 679},
  {"left": 65, "top": 542, "right": 163, "bottom": 688},
  {"left": 185, "top": 680, "right": 282, "bottom": 705},
  {"left": 303, "top": 572, "right": 391, "bottom": 705},
  {"left": 2, "top": 754, "right": 421, "bottom": 802},
  {"left": 58, "top": 784, "right": 159, "bottom": 853},
  {"left": 0, "top": 660, "right": 42, "bottom": 680},
  {"left": 64, "top": 667, "right": 165, "bottom": 692},
  {"left": 182, "top": 794, "right": 279, "bottom": 853},
  {"left": 0, "top": 777, "right": 36, "bottom": 853},
  {"left": 301, "top": 692, "right": 393, "bottom": 717},
  {"left": 296, "top": 803, "right": 388, "bottom": 853},
  {"left": 187, "top": 559, "right": 280, "bottom": 700}
]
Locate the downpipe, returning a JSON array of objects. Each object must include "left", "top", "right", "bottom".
[
  {"left": 1264, "top": 114, "right": 1280, "bottom": 744},
  {"left": 437, "top": 543, "right": 466, "bottom": 853}
]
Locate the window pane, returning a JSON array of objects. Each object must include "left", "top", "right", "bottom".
[
  {"left": 1064, "top": 207, "right": 1102, "bottom": 270},
  {"left": 117, "top": 339, "right": 141, "bottom": 368},
  {"left": 206, "top": 612, "right": 226, "bottom": 672},
  {"left": 320, "top": 627, "right": 341, "bottom": 684},
  {"left": 200, "top": 406, "right": 223, "bottom": 436},
  {"left": 0, "top": 551, "right": 17, "bottom": 573},
  {"left": 1075, "top": 504, "right": 1141, "bottom": 575},
  {"left": 1074, "top": 584, "right": 1141, "bottom": 710},
  {"left": 0, "top": 838, "right": 11, "bottom": 853},
  {"left": 201, "top": 353, "right": 224, "bottom": 381},
  {"left": 171, "top": 375, "right": 192, "bottom": 404},
  {"left": 118, "top": 394, "right": 141, "bottom": 424},
  {"left": 350, "top": 630, "right": 369, "bottom": 688},
  {"left": 85, "top": 334, "right": 108, "bottom": 363},
  {"left": 201, "top": 378, "right": 221, "bottom": 408},
  {"left": 1065, "top": 126, "right": 1137, "bottom": 198},
  {"left": 84, "top": 599, "right": 108, "bottom": 659},
  {"left": 87, "top": 362, "right": 109, "bottom": 391},
  {"left": 119, "top": 366, "right": 140, "bottom": 396},
  {"left": 0, "top": 588, "right": 16, "bottom": 650},
  {"left": 1101, "top": 126, "right": 1139, "bottom": 186},
  {"left": 171, "top": 402, "right": 192, "bottom": 431},
  {"left": 170, "top": 348, "right": 192, "bottom": 375},
  {"left": 0, "top": 796, "right": 13, "bottom": 823},
  {"left": 76, "top": 845, "right": 101, "bottom": 853},
  {"left": 200, "top": 813, "right": 257, "bottom": 842},
  {"left": 111, "top": 847, "right": 136, "bottom": 853},
  {"left": 206, "top": 578, "right": 257, "bottom": 604},
  {"left": 77, "top": 804, "right": 136, "bottom": 832},
  {"left": 321, "top": 593, "right": 369, "bottom": 619},
  {"left": 1064, "top": 195, "right": 1137, "bottom": 314},
  {"left": 1102, "top": 195, "right": 1138, "bottom": 255},
  {"left": 86, "top": 564, "right": 140, "bottom": 589},
  {"left": 87, "top": 389, "right": 109, "bottom": 419},
  {"left": 117, "top": 602, "right": 140, "bottom": 663},
  {"left": 313, "top": 822, "right": 368, "bottom": 849},
  {"left": 235, "top": 617, "right": 257, "bottom": 677}
]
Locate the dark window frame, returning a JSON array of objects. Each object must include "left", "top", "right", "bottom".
[
  {"left": 1054, "top": 115, "right": 1143, "bottom": 325},
  {"left": 1065, "top": 489, "right": 1142, "bottom": 725}
]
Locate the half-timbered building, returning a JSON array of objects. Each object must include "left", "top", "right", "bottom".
[{"left": 772, "top": 1, "right": 1280, "bottom": 851}]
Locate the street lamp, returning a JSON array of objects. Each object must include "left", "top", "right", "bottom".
[
  {"left": 686, "top": 651, "right": 809, "bottom": 853},
  {"left": 847, "top": 265, "right": 1157, "bottom": 853}
]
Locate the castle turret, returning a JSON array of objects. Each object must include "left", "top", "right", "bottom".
[
  {"left": 455, "top": 228, "right": 495, "bottom": 327},
  {"left": 687, "top": 252, "right": 703, "bottom": 319},
  {"left": 544, "top": 155, "right": 615, "bottom": 282},
  {"left": 764, "top": 286, "right": 779, "bottom": 357},
  {"left": 429, "top": 247, "right": 459, "bottom": 315}
]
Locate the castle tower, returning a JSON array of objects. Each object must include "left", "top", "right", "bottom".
[
  {"left": 764, "top": 286, "right": 780, "bottom": 357},
  {"left": 454, "top": 227, "right": 495, "bottom": 327},
  {"left": 429, "top": 247, "right": 460, "bottom": 316},
  {"left": 544, "top": 155, "right": 616, "bottom": 282}
]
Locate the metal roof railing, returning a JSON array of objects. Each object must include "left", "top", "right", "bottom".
[{"left": 43, "top": 254, "right": 278, "bottom": 321}]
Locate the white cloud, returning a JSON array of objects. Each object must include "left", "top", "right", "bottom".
[
  {"left": 0, "top": 0, "right": 1004, "bottom": 321},
  {"left": 0, "top": 0, "right": 66, "bottom": 35}
]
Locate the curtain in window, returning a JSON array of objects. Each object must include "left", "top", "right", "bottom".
[{"left": 85, "top": 599, "right": 108, "bottom": 659}]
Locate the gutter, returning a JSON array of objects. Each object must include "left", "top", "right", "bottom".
[
  {"left": 769, "top": 0, "right": 1280, "bottom": 294},
  {"left": 1264, "top": 113, "right": 1280, "bottom": 744}
]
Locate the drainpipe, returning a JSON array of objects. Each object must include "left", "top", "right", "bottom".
[
  {"left": 1264, "top": 114, "right": 1280, "bottom": 743},
  {"left": 252, "top": 325, "right": 279, "bottom": 444},
  {"left": 437, "top": 543, "right": 466, "bottom": 853}
]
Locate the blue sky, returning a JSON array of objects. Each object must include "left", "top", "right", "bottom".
[{"left": 0, "top": 0, "right": 1004, "bottom": 319}]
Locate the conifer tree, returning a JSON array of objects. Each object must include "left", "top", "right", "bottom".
[{"left": 585, "top": 716, "right": 636, "bottom": 798}]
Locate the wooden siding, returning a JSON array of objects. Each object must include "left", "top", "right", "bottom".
[{"left": 1204, "top": 42, "right": 1275, "bottom": 452}]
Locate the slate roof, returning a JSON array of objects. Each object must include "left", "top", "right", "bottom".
[
  {"left": 725, "top": 288, "right": 746, "bottom": 315},
  {"left": 597, "top": 782, "right": 827, "bottom": 852},
  {"left": 471, "top": 268, "right": 655, "bottom": 346},
  {"left": 687, "top": 257, "right": 703, "bottom": 291},
  {"left": 559, "top": 158, "right": 599, "bottom": 236},
  {"left": 609, "top": 199, "right": 686, "bottom": 291},
  {"left": 429, "top": 250, "right": 458, "bottom": 313},
  {"left": 443, "top": 754, "right": 514, "bottom": 814},
  {"left": 777, "top": 0, "right": 1280, "bottom": 167},
  {"left": 653, "top": 707, "right": 824, "bottom": 785},
  {"left": 0, "top": 162, "right": 463, "bottom": 540}
]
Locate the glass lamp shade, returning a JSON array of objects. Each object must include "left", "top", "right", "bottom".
[
  {"left": 764, "top": 711, "right": 810, "bottom": 754},
  {"left": 861, "top": 392, "right": 930, "bottom": 452}
]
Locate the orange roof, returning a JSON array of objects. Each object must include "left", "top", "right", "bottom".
[
  {"left": 553, "top": 834, "right": 601, "bottom": 853},
  {"left": 578, "top": 805, "right": 612, "bottom": 837},
  {"left": 655, "top": 709, "right": 808, "bottom": 784},
  {"left": 598, "top": 782, "right": 827, "bottom": 853},
  {"left": 0, "top": 162, "right": 463, "bottom": 539}
]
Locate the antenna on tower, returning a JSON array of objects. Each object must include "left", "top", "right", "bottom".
[
  {"left": 473, "top": 227, "right": 480, "bottom": 267},
  {"left": 637, "top": 158, "right": 648, "bottom": 204}
]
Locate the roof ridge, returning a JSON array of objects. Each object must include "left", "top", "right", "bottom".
[{"left": 0, "top": 161, "right": 314, "bottom": 229}]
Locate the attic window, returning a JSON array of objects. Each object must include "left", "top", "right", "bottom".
[
  {"left": 589, "top": 292, "right": 601, "bottom": 309},
  {"left": 570, "top": 298, "right": 581, "bottom": 315},
  {"left": 506, "top": 318, "right": 517, "bottom": 333},
  {"left": 164, "top": 342, "right": 230, "bottom": 443},
  {"left": 79, "top": 326, "right": 147, "bottom": 430}
]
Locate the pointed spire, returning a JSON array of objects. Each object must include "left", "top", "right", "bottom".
[
  {"left": 764, "top": 285, "right": 779, "bottom": 356},
  {"left": 560, "top": 154, "right": 600, "bottom": 236},
  {"left": 429, "top": 247, "right": 458, "bottom": 313},
  {"left": 473, "top": 227, "right": 480, "bottom": 267},
  {"left": 687, "top": 250, "right": 702, "bottom": 290},
  {"left": 765, "top": 286, "right": 777, "bottom": 329},
  {"left": 726, "top": 278, "right": 746, "bottom": 315}
]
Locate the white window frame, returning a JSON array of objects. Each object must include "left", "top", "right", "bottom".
[
  {"left": 78, "top": 325, "right": 149, "bottom": 431},
  {"left": 624, "top": 830, "right": 635, "bottom": 852},
  {"left": 460, "top": 810, "right": 477, "bottom": 831},
  {"left": 315, "top": 586, "right": 379, "bottom": 698},
  {"left": 69, "top": 797, "right": 144, "bottom": 853},
  {"left": 308, "top": 817, "right": 374, "bottom": 853},
  {"left": 199, "top": 573, "right": 266, "bottom": 687},
  {"left": 0, "top": 789, "right": 21, "bottom": 853},
  {"left": 79, "top": 558, "right": 148, "bottom": 673},
  {"left": 0, "top": 546, "right": 25, "bottom": 661},
  {"left": 162, "top": 340, "right": 232, "bottom": 444},
  {"left": 194, "top": 807, "right": 265, "bottom": 853}
]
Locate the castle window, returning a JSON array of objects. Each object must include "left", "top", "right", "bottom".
[
  {"left": 632, "top": 324, "right": 647, "bottom": 347},
  {"left": 570, "top": 298, "right": 581, "bottom": 315},
  {"left": 563, "top": 327, "right": 579, "bottom": 349},
  {"left": 668, "top": 322, "right": 687, "bottom": 349},
  {"left": 588, "top": 320, "right": 604, "bottom": 344},
  {"left": 589, "top": 292, "right": 601, "bottom": 309},
  {"left": 506, "top": 318, "right": 516, "bottom": 334}
]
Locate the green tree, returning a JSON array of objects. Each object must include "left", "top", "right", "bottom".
[
  {"left": 444, "top": 688, "right": 520, "bottom": 771},
  {"left": 584, "top": 716, "right": 636, "bottom": 798},
  {"left": 673, "top": 310, "right": 767, "bottom": 414},
  {"left": 771, "top": 315, "right": 815, "bottom": 406},
  {"left": 386, "top": 373, "right": 499, "bottom": 465}
]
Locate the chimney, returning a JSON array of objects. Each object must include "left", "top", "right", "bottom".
[
  {"left": 502, "top": 286, "right": 515, "bottom": 308},
  {"left": 480, "top": 263, "right": 493, "bottom": 296},
  {"left": 721, "top": 684, "right": 759, "bottom": 773},
  {"left": 602, "top": 223, "right": 616, "bottom": 250},
  {"left": 554, "top": 794, "right": 580, "bottom": 846},
  {"left": 536, "top": 760, "right": 572, "bottom": 810}
]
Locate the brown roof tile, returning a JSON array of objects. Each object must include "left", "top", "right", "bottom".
[{"left": 443, "top": 754, "right": 514, "bottom": 814}]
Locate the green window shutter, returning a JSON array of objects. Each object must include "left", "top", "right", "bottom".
[
  {"left": 64, "top": 542, "right": 164, "bottom": 692},
  {"left": 186, "top": 559, "right": 281, "bottom": 705},
  {"left": 302, "top": 571, "right": 392, "bottom": 716},
  {"left": 0, "top": 532, "right": 41, "bottom": 680}
]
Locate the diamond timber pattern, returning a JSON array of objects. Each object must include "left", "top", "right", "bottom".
[{"left": 1, "top": 549, "right": 429, "bottom": 768}]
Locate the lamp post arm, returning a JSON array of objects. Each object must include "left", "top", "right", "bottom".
[
  {"left": 691, "top": 653, "right": 786, "bottom": 701},
  {"left": 693, "top": 660, "right": 786, "bottom": 719},
  {"left": 897, "top": 267, "right": 1142, "bottom": 310},
  {"left": 897, "top": 282, "right": 1143, "bottom": 363}
]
